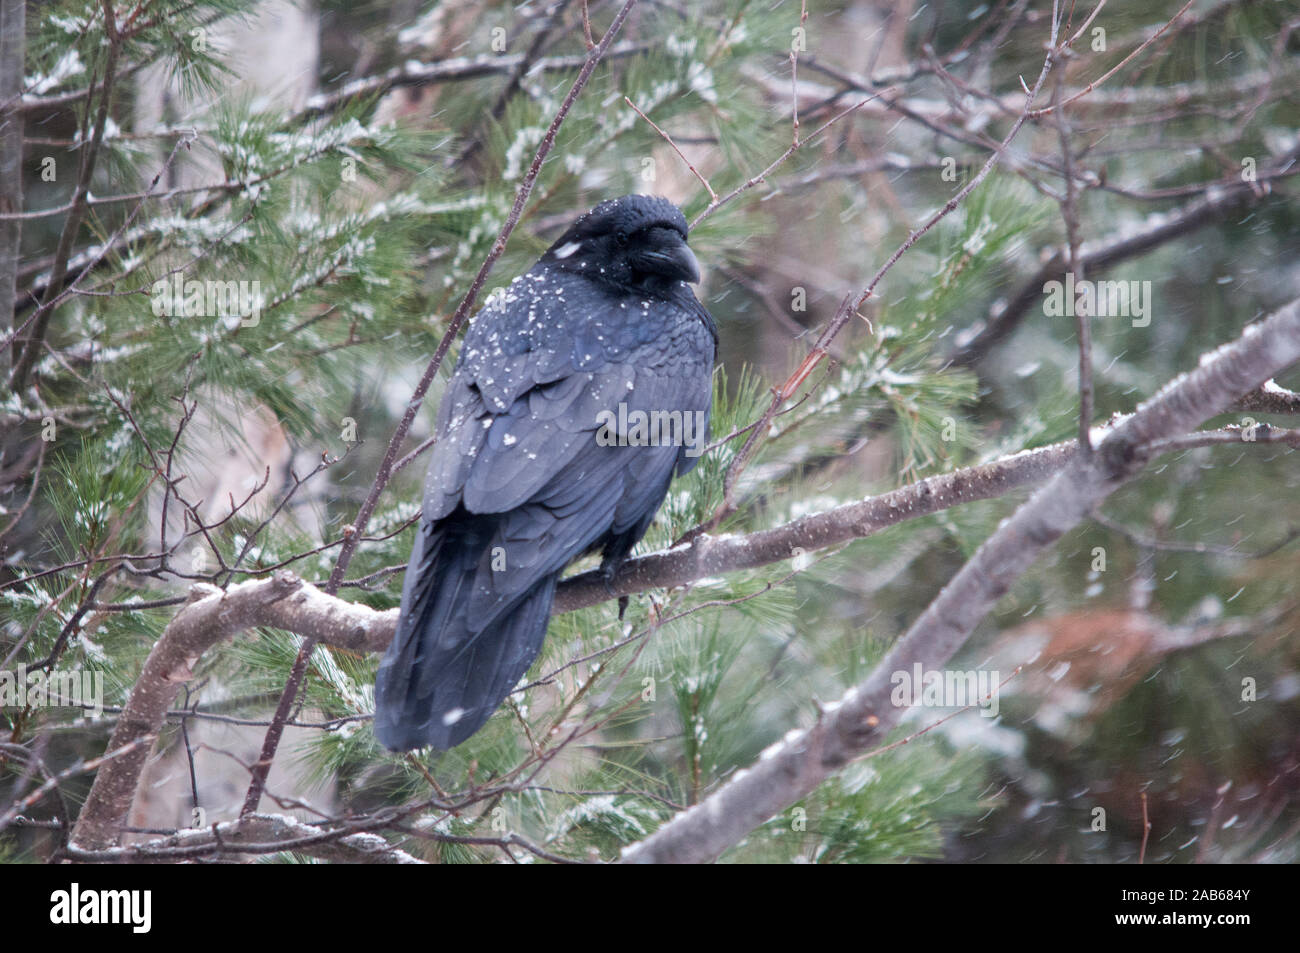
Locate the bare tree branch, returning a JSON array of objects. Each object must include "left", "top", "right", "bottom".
[
  {"left": 554, "top": 439, "right": 1075, "bottom": 611},
  {"left": 950, "top": 143, "right": 1300, "bottom": 365}
]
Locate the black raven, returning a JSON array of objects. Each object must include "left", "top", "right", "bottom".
[{"left": 374, "top": 195, "right": 717, "bottom": 750}]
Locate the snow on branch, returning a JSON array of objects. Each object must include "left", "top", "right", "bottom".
[
  {"left": 69, "top": 572, "right": 394, "bottom": 850},
  {"left": 70, "top": 435, "right": 1079, "bottom": 849},
  {"left": 66, "top": 812, "right": 424, "bottom": 864},
  {"left": 618, "top": 294, "right": 1300, "bottom": 864},
  {"left": 70, "top": 402, "right": 1300, "bottom": 852},
  {"left": 295, "top": 43, "right": 648, "bottom": 122}
]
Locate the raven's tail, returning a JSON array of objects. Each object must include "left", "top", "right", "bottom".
[{"left": 373, "top": 515, "right": 557, "bottom": 750}]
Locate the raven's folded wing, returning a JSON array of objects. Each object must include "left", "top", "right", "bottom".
[
  {"left": 421, "top": 272, "right": 714, "bottom": 526},
  {"left": 378, "top": 273, "right": 714, "bottom": 747}
]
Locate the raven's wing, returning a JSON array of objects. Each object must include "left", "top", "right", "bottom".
[{"left": 422, "top": 271, "right": 714, "bottom": 524}]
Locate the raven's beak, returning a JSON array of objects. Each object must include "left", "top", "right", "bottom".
[
  {"left": 669, "top": 242, "right": 702, "bottom": 284},
  {"left": 635, "top": 239, "right": 701, "bottom": 284}
]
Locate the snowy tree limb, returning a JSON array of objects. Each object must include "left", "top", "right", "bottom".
[
  {"left": 68, "top": 812, "right": 424, "bottom": 863},
  {"left": 69, "top": 436, "right": 1078, "bottom": 849},
  {"left": 69, "top": 572, "right": 394, "bottom": 851},
  {"left": 554, "top": 439, "right": 1076, "bottom": 611},
  {"left": 297, "top": 42, "right": 648, "bottom": 122},
  {"left": 618, "top": 294, "right": 1300, "bottom": 864},
  {"left": 1233, "top": 381, "right": 1300, "bottom": 416},
  {"left": 18, "top": 43, "right": 648, "bottom": 120},
  {"left": 71, "top": 411, "right": 1300, "bottom": 850}
]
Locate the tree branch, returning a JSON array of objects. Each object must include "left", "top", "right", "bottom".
[
  {"left": 9, "top": 0, "right": 120, "bottom": 390},
  {"left": 618, "top": 293, "right": 1300, "bottom": 864},
  {"left": 950, "top": 143, "right": 1300, "bottom": 366},
  {"left": 295, "top": 42, "right": 646, "bottom": 123},
  {"left": 70, "top": 415, "right": 1300, "bottom": 850},
  {"left": 69, "top": 572, "right": 393, "bottom": 850},
  {"left": 68, "top": 436, "right": 1076, "bottom": 848},
  {"left": 67, "top": 812, "right": 425, "bottom": 863},
  {"left": 0, "top": 0, "right": 23, "bottom": 378}
]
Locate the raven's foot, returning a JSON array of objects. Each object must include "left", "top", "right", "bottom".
[
  {"left": 599, "top": 554, "right": 623, "bottom": 593},
  {"left": 600, "top": 554, "right": 630, "bottom": 618}
]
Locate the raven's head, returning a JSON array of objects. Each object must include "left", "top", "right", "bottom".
[{"left": 542, "top": 194, "right": 700, "bottom": 291}]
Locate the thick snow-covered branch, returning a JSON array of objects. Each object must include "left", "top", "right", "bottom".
[
  {"left": 70, "top": 572, "right": 394, "bottom": 851},
  {"left": 67, "top": 812, "right": 424, "bottom": 864},
  {"left": 618, "top": 294, "right": 1300, "bottom": 864}
]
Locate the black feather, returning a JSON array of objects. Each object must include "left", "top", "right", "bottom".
[{"left": 374, "top": 194, "right": 716, "bottom": 750}]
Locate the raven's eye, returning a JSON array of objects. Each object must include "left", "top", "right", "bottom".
[{"left": 615, "top": 229, "right": 629, "bottom": 246}]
